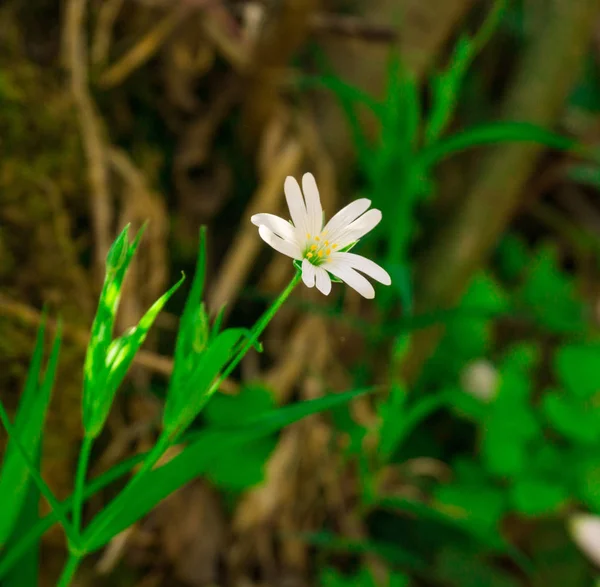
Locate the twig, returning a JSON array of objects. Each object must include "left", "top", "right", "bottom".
[
  {"left": 98, "top": 7, "right": 187, "bottom": 88},
  {"left": 207, "top": 138, "right": 303, "bottom": 314},
  {"left": 91, "top": 0, "right": 125, "bottom": 66},
  {"left": 0, "top": 294, "right": 238, "bottom": 394},
  {"left": 309, "top": 12, "right": 398, "bottom": 42},
  {"left": 64, "top": 0, "right": 113, "bottom": 272}
]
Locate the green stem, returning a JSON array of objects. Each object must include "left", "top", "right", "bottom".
[
  {"left": 56, "top": 553, "right": 81, "bottom": 587},
  {"left": 181, "top": 271, "right": 302, "bottom": 427},
  {"left": 215, "top": 271, "right": 302, "bottom": 388},
  {"left": 73, "top": 435, "right": 93, "bottom": 534},
  {"left": 0, "top": 429, "right": 200, "bottom": 579},
  {"left": 0, "top": 400, "right": 79, "bottom": 548},
  {"left": 79, "top": 432, "right": 171, "bottom": 552},
  {"left": 72, "top": 272, "right": 301, "bottom": 555}
]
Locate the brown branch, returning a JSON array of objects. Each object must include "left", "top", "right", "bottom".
[
  {"left": 0, "top": 294, "right": 238, "bottom": 394},
  {"left": 64, "top": 0, "right": 113, "bottom": 272},
  {"left": 403, "top": 0, "right": 600, "bottom": 382},
  {"left": 207, "top": 137, "right": 303, "bottom": 314},
  {"left": 98, "top": 8, "right": 187, "bottom": 88},
  {"left": 91, "top": 0, "right": 125, "bottom": 66}
]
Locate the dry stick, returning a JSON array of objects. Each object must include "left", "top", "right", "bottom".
[
  {"left": 0, "top": 294, "right": 238, "bottom": 394},
  {"left": 98, "top": 7, "right": 187, "bottom": 88},
  {"left": 64, "top": 0, "right": 113, "bottom": 272},
  {"left": 403, "top": 0, "right": 600, "bottom": 383},
  {"left": 207, "top": 139, "right": 303, "bottom": 315},
  {"left": 91, "top": 0, "right": 125, "bottom": 66}
]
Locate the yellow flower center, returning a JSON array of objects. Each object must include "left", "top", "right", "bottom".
[{"left": 304, "top": 233, "right": 337, "bottom": 266}]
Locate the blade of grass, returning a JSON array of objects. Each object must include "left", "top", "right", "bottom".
[
  {"left": 3, "top": 446, "right": 41, "bottom": 587},
  {"left": 0, "top": 398, "right": 78, "bottom": 548},
  {"left": 82, "top": 386, "right": 376, "bottom": 552},
  {"left": 418, "top": 121, "right": 581, "bottom": 168},
  {"left": 0, "top": 319, "right": 62, "bottom": 545},
  {"left": 0, "top": 450, "right": 146, "bottom": 579}
]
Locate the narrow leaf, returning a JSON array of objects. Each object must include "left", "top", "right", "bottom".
[
  {"left": 163, "top": 328, "right": 245, "bottom": 435},
  {"left": 85, "top": 275, "right": 185, "bottom": 438},
  {"left": 84, "top": 387, "right": 374, "bottom": 551},
  {"left": 0, "top": 319, "right": 61, "bottom": 544},
  {"left": 418, "top": 121, "right": 580, "bottom": 169}
]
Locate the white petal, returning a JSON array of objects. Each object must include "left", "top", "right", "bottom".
[
  {"left": 301, "top": 258, "right": 316, "bottom": 288},
  {"left": 322, "top": 198, "right": 371, "bottom": 242},
  {"left": 258, "top": 225, "right": 301, "bottom": 260},
  {"left": 330, "top": 252, "right": 391, "bottom": 285},
  {"left": 569, "top": 514, "right": 600, "bottom": 567},
  {"left": 335, "top": 209, "right": 382, "bottom": 248},
  {"left": 251, "top": 213, "right": 299, "bottom": 244},
  {"left": 314, "top": 266, "right": 332, "bottom": 295},
  {"left": 325, "top": 262, "right": 375, "bottom": 299},
  {"left": 284, "top": 176, "right": 308, "bottom": 236},
  {"left": 302, "top": 173, "right": 323, "bottom": 236}
]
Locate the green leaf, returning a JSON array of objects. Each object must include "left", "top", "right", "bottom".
[
  {"left": 482, "top": 345, "right": 539, "bottom": 477},
  {"left": 0, "top": 318, "right": 61, "bottom": 545},
  {"left": 204, "top": 384, "right": 275, "bottom": 427},
  {"left": 84, "top": 274, "right": 185, "bottom": 438},
  {"left": 429, "top": 272, "right": 507, "bottom": 384},
  {"left": 554, "top": 343, "right": 600, "bottom": 400},
  {"left": 425, "top": 0, "right": 507, "bottom": 145},
  {"left": 568, "top": 163, "right": 600, "bottom": 189},
  {"left": 434, "top": 482, "right": 506, "bottom": 533},
  {"left": 321, "top": 566, "right": 377, "bottom": 587},
  {"left": 171, "top": 227, "right": 209, "bottom": 396},
  {"left": 378, "top": 387, "right": 454, "bottom": 463},
  {"left": 517, "top": 245, "right": 585, "bottom": 334},
  {"left": 203, "top": 385, "right": 277, "bottom": 491},
  {"left": 542, "top": 391, "right": 600, "bottom": 444},
  {"left": 496, "top": 233, "right": 530, "bottom": 282},
  {"left": 418, "top": 121, "right": 579, "bottom": 169},
  {"left": 207, "top": 436, "right": 277, "bottom": 491},
  {"left": 83, "top": 225, "right": 146, "bottom": 436},
  {"left": 0, "top": 450, "right": 147, "bottom": 579},
  {"left": 3, "top": 446, "right": 41, "bottom": 587},
  {"left": 575, "top": 455, "right": 600, "bottom": 510},
  {"left": 436, "top": 547, "right": 519, "bottom": 587},
  {"left": 510, "top": 476, "right": 568, "bottom": 516},
  {"left": 82, "top": 387, "right": 374, "bottom": 552},
  {"left": 310, "top": 532, "right": 425, "bottom": 572},
  {"left": 163, "top": 328, "right": 246, "bottom": 436}
]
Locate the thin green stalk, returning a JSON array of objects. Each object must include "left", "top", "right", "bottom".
[
  {"left": 80, "top": 271, "right": 302, "bottom": 550},
  {"left": 215, "top": 271, "right": 302, "bottom": 390},
  {"left": 78, "top": 431, "right": 171, "bottom": 552},
  {"left": 72, "top": 435, "right": 93, "bottom": 534},
  {"left": 0, "top": 452, "right": 146, "bottom": 580},
  {"left": 169, "top": 271, "right": 303, "bottom": 440},
  {"left": 56, "top": 553, "right": 81, "bottom": 587},
  {"left": 0, "top": 400, "right": 79, "bottom": 548}
]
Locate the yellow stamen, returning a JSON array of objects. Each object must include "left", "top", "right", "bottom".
[
  {"left": 318, "top": 251, "right": 323, "bottom": 258},
  {"left": 315, "top": 236, "right": 320, "bottom": 241},
  {"left": 332, "top": 244, "right": 338, "bottom": 249},
  {"left": 310, "top": 244, "right": 317, "bottom": 251},
  {"left": 307, "top": 252, "right": 313, "bottom": 258},
  {"left": 325, "top": 240, "right": 329, "bottom": 245},
  {"left": 306, "top": 233, "right": 311, "bottom": 239},
  {"left": 326, "top": 248, "right": 331, "bottom": 255}
]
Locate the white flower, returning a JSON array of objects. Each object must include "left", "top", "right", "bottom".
[
  {"left": 460, "top": 359, "right": 499, "bottom": 403},
  {"left": 251, "top": 173, "right": 391, "bottom": 299},
  {"left": 569, "top": 514, "right": 600, "bottom": 566}
]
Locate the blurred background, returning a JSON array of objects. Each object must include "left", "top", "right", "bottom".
[{"left": 3, "top": 0, "right": 600, "bottom": 585}]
